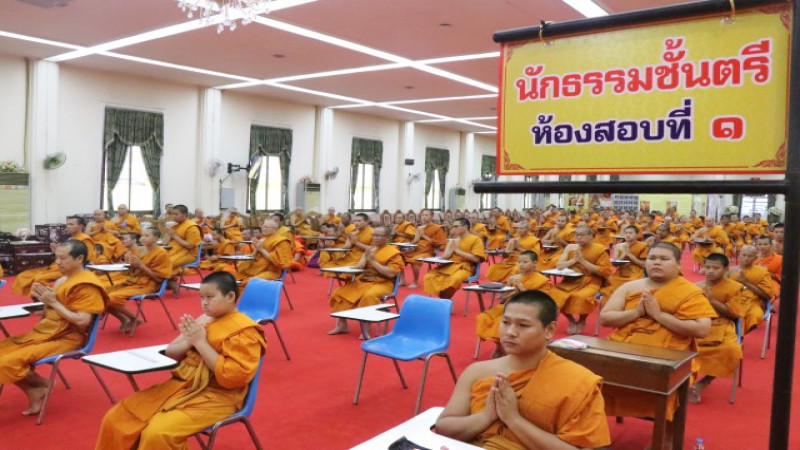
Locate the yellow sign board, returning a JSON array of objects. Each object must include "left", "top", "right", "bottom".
[{"left": 498, "top": 6, "right": 791, "bottom": 175}]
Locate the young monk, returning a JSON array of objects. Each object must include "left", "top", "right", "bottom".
[
  {"left": 221, "top": 208, "right": 244, "bottom": 242},
  {"left": 537, "top": 215, "right": 574, "bottom": 272},
  {"left": 730, "top": 245, "right": 775, "bottom": 332},
  {"left": 424, "top": 218, "right": 486, "bottom": 299},
  {"left": 599, "top": 225, "right": 648, "bottom": 301},
  {"left": 95, "top": 271, "right": 267, "bottom": 449},
  {"left": 476, "top": 251, "right": 565, "bottom": 358},
  {"left": 486, "top": 221, "right": 540, "bottom": 283},
  {"left": 87, "top": 209, "right": 126, "bottom": 261},
  {"left": 690, "top": 216, "right": 729, "bottom": 265},
  {"left": 689, "top": 254, "right": 745, "bottom": 404},
  {"left": 600, "top": 243, "right": 715, "bottom": 433},
  {"left": 403, "top": 209, "right": 446, "bottom": 288},
  {"left": 105, "top": 228, "right": 173, "bottom": 332},
  {"left": 233, "top": 219, "right": 293, "bottom": 288},
  {"left": 164, "top": 205, "right": 202, "bottom": 294},
  {"left": 554, "top": 225, "right": 612, "bottom": 335},
  {"left": 437, "top": 290, "right": 611, "bottom": 449},
  {"left": 770, "top": 222, "right": 784, "bottom": 254},
  {"left": 390, "top": 211, "right": 415, "bottom": 244},
  {"left": 198, "top": 229, "right": 236, "bottom": 273},
  {"left": 0, "top": 240, "right": 107, "bottom": 416},
  {"left": 321, "top": 213, "right": 374, "bottom": 275}
]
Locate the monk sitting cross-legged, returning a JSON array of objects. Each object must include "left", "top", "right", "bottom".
[
  {"left": 485, "top": 221, "right": 540, "bottom": 283},
  {"left": 95, "top": 271, "right": 266, "bottom": 449},
  {"left": 437, "top": 290, "right": 611, "bottom": 449},
  {"left": 164, "top": 204, "right": 203, "bottom": 295},
  {"left": 424, "top": 218, "right": 486, "bottom": 300},
  {"left": 731, "top": 244, "right": 776, "bottom": 332}
]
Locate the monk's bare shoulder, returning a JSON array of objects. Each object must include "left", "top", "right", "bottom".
[{"left": 460, "top": 358, "right": 507, "bottom": 384}]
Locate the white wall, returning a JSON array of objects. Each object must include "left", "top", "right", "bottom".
[
  {"left": 0, "top": 54, "right": 26, "bottom": 165},
  {"left": 409, "top": 125, "right": 462, "bottom": 211}
]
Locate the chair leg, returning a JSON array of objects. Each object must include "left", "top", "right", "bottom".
[
  {"left": 474, "top": 338, "right": 482, "bottom": 359},
  {"left": 738, "top": 358, "right": 743, "bottom": 387},
  {"left": 194, "top": 434, "right": 208, "bottom": 450},
  {"left": 56, "top": 367, "right": 70, "bottom": 389},
  {"left": 761, "top": 316, "right": 771, "bottom": 359},
  {"left": 729, "top": 366, "right": 738, "bottom": 404},
  {"left": 353, "top": 352, "right": 368, "bottom": 405},
  {"left": 205, "top": 427, "right": 218, "bottom": 450},
  {"left": 463, "top": 290, "right": 470, "bottom": 317},
  {"left": 327, "top": 278, "right": 334, "bottom": 296},
  {"left": 392, "top": 359, "right": 407, "bottom": 389},
  {"left": 89, "top": 364, "right": 117, "bottom": 403},
  {"left": 289, "top": 271, "right": 296, "bottom": 284},
  {"left": 158, "top": 297, "right": 178, "bottom": 330},
  {"left": 101, "top": 312, "right": 109, "bottom": 330},
  {"left": 442, "top": 353, "right": 458, "bottom": 383},
  {"left": 270, "top": 321, "right": 291, "bottom": 361},
  {"left": 282, "top": 285, "right": 294, "bottom": 310},
  {"left": 242, "top": 417, "right": 265, "bottom": 450},
  {"left": 36, "top": 361, "right": 61, "bottom": 425},
  {"left": 415, "top": 355, "right": 436, "bottom": 415}
]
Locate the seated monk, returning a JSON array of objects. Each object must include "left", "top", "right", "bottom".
[
  {"left": 105, "top": 228, "right": 172, "bottom": 332},
  {"left": 470, "top": 211, "right": 490, "bottom": 242},
  {"left": 289, "top": 206, "right": 318, "bottom": 236},
  {"left": 328, "top": 226, "right": 404, "bottom": 337},
  {"left": 321, "top": 213, "right": 374, "bottom": 276},
  {"left": 390, "top": 211, "right": 415, "bottom": 244},
  {"left": 87, "top": 209, "right": 126, "bottom": 261},
  {"left": 233, "top": 219, "right": 293, "bottom": 287},
  {"left": 424, "top": 218, "right": 486, "bottom": 299},
  {"left": 599, "top": 225, "right": 648, "bottom": 302},
  {"left": 0, "top": 240, "right": 107, "bottom": 416},
  {"left": 594, "top": 211, "right": 617, "bottom": 249},
  {"left": 476, "top": 251, "right": 566, "bottom": 358},
  {"left": 271, "top": 212, "right": 295, "bottom": 242},
  {"left": 95, "top": 272, "right": 266, "bottom": 449},
  {"left": 321, "top": 207, "right": 341, "bottom": 227},
  {"left": 486, "top": 221, "right": 540, "bottom": 283},
  {"left": 755, "top": 235, "right": 782, "bottom": 298},
  {"left": 691, "top": 216, "right": 729, "bottom": 265},
  {"left": 554, "top": 225, "right": 613, "bottom": 335},
  {"left": 238, "top": 229, "right": 255, "bottom": 254},
  {"left": 403, "top": 210, "right": 446, "bottom": 288},
  {"left": 731, "top": 244, "right": 775, "bottom": 332},
  {"left": 770, "top": 222, "right": 784, "bottom": 255},
  {"left": 198, "top": 229, "right": 236, "bottom": 274},
  {"left": 437, "top": 290, "right": 611, "bottom": 449},
  {"left": 655, "top": 222, "right": 679, "bottom": 247},
  {"left": 109, "top": 204, "right": 141, "bottom": 236},
  {"left": 486, "top": 216, "right": 507, "bottom": 250},
  {"left": 288, "top": 236, "right": 310, "bottom": 272},
  {"left": 12, "top": 215, "right": 97, "bottom": 297},
  {"left": 317, "top": 223, "right": 346, "bottom": 268},
  {"left": 164, "top": 204, "right": 202, "bottom": 294},
  {"left": 220, "top": 208, "right": 244, "bottom": 242},
  {"left": 689, "top": 254, "right": 745, "bottom": 404},
  {"left": 536, "top": 215, "right": 574, "bottom": 272},
  {"left": 192, "top": 208, "right": 215, "bottom": 239},
  {"left": 599, "top": 242, "right": 715, "bottom": 435}
]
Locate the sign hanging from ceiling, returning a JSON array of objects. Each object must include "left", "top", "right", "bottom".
[{"left": 497, "top": 5, "right": 791, "bottom": 175}]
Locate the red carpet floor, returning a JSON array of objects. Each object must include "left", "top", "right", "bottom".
[{"left": 0, "top": 252, "right": 798, "bottom": 449}]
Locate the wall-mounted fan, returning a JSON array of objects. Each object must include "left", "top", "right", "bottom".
[
  {"left": 207, "top": 158, "right": 225, "bottom": 177},
  {"left": 44, "top": 152, "right": 67, "bottom": 170}
]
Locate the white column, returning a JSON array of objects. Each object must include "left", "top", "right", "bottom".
[
  {"left": 197, "top": 88, "right": 222, "bottom": 214},
  {"left": 25, "top": 60, "right": 59, "bottom": 225},
  {"left": 460, "top": 132, "right": 476, "bottom": 209},
  {"left": 315, "top": 107, "right": 334, "bottom": 209},
  {"left": 398, "top": 121, "right": 414, "bottom": 209}
]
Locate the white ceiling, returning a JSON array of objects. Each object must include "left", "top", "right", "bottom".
[{"left": 0, "top": 0, "right": 687, "bottom": 132}]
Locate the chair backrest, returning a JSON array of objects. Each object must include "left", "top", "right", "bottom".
[
  {"left": 237, "top": 356, "right": 265, "bottom": 418},
  {"left": 387, "top": 273, "right": 401, "bottom": 297},
  {"left": 191, "top": 242, "right": 204, "bottom": 265},
  {"left": 0, "top": 279, "right": 6, "bottom": 289},
  {"left": 390, "top": 295, "right": 452, "bottom": 349},
  {"left": 734, "top": 318, "right": 743, "bottom": 345},
  {"left": 81, "top": 314, "right": 103, "bottom": 354},
  {"left": 278, "top": 269, "right": 288, "bottom": 282},
  {"left": 155, "top": 278, "right": 168, "bottom": 297},
  {"left": 238, "top": 278, "right": 282, "bottom": 323},
  {"left": 466, "top": 262, "right": 482, "bottom": 282}
]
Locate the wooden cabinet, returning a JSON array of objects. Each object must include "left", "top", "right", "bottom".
[{"left": 3, "top": 241, "right": 54, "bottom": 275}]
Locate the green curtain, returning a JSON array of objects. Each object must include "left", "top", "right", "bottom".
[
  {"left": 103, "top": 108, "right": 164, "bottom": 214},
  {"left": 249, "top": 125, "right": 292, "bottom": 213},
  {"left": 586, "top": 175, "right": 598, "bottom": 182},
  {"left": 424, "top": 147, "right": 449, "bottom": 208},
  {"left": 481, "top": 155, "right": 496, "bottom": 180},
  {"left": 610, "top": 175, "right": 620, "bottom": 182},
  {"left": 559, "top": 175, "right": 572, "bottom": 182},
  {"left": 350, "top": 138, "right": 383, "bottom": 211}
]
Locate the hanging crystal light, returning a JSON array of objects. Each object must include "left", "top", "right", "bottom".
[{"left": 176, "top": 0, "right": 273, "bottom": 33}]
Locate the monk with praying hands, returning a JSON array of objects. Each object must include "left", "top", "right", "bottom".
[
  {"left": 328, "top": 226, "right": 404, "bottom": 337},
  {"left": 731, "top": 244, "right": 775, "bottom": 332},
  {"left": 164, "top": 204, "right": 203, "bottom": 294},
  {"left": 232, "top": 219, "right": 293, "bottom": 287},
  {"left": 322, "top": 212, "right": 374, "bottom": 274},
  {"left": 109, "top": 204, "right": 141, "bottom": 236},
  {"left": 0, "top": 240, "right": 108, "bottom": 417},
  {"left": 486, "top": 220, "right": 540, "bottom": 283},
  {"left": 403, "top": 209, "right": 445, "bottom": 288},
  {"left": 424, "top": 217, "right": 485, "bottom": 299},
  {"left": 437, "top": 290, "right": 611, "bottom": 449},
  {"left": 86, "top": 209, "right": 127, "bottom": 261},
  {"left": 220, "top": 207, "right": 244, "bottom": 242},
  {"left": 198, "top": 228, "right": 237, "bottom": 274},
  {"left": 95, "top": 272, "right": 266, "bottom": 449}
]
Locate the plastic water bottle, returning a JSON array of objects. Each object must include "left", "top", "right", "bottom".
[{"left": 694, "top": 438, "right": 705, "bottom": 450}]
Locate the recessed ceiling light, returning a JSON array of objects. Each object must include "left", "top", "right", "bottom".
[
  {"left": 404, "top": 86, "right": 414, "bottom": 89},
  {"left": 272, "top": 54, "right": 286, "bottom": 58},
  {"left": 489, "top": 107, "right": 497, "bottom": 111},
  {"left": 561, "top": 0, "right": 609, "bottom": 18},
  {"left": 439, "top": 23, "right": 452, "bottom": 28}
]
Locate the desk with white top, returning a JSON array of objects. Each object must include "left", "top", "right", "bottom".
[
  {"left": 0, "top": 302, "right": 43, "bottom": 337},
  {"left": 82, "top": 344, "right": 175, "bottom": 403},
  {"left": 331, "top": 304, "right": 398, "bottom": 339},
  {"left": 350, "top": 406, "right": 482, "bottom": 450}
]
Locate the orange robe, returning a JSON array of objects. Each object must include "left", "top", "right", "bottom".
[
  {"left": 222, "top": 216, "right": 244, "bottom": 242},
  {"left": 288, "top": 237, "right": 310, "bottom": 272},
  {"left": 290, "top": 212, "right": 318, "bottom": 236},
  {"left": 404, "top": 223, "right": 446, "bottom": 264},
  {"left": 736, "top": 265, "right": 775, "bottom": 331},
  {"left": 329, "top": 245, "right": 404, "bottom": 312},
  {"left": 318, "top": 234, "right": 347, "bottom": 267},
  {"left": 197, "top": 217, "right": 215, "bottom": 237},
  {"left": 536, "top": 227, "right": 574, "bottom": 272},
  {"left": 321, "top": 214, "right": 341, "bottom": 227},
  {"left": 695, "top": 278, "right": 745, "bottom": 378},
  {"left": 600, "top": 241, "right": 648, "bottom": 299},
  {"left": 106, "top": 246, "right": 172, "bottom": 307},
  {"left": 391, "top": 221, "right": 416, "bottom": 244},
  {"left": 199, "top": 240, "right": 237, "bottom": 273},
  {"left": 755, "top": 253, "right": 782, "bottom": 296},
  {"left": 556, "top": 243, "right": 613, "bottom": 315},
  {"left": 167, "top": 220, "right": 202, "bottom": 276},
  {"left": 12, "top": 234, "right": 96, "bottom": 296},
  {"left": 486, "top": 234, "right": 540, "bottom": 283},
  {"left": 692, "top": 225, "right": 728, "bottom": 264},
  {"left": 110, "top": 213, "right": 141, "bottom": 235},
  {"left": 472, "top": 222, "right": 490, "bottom": 241},
  {"left": 475, "top": 272, "right": 566, "bottom": 341},
  {"left": 604, "top": 276, "right": 717, "bottom": 420},
  {"left": 234, "top": 234, "right": 293, "bottom": 285},
  {"left": 90, "top": 221, "right": 126, "bottom": 260},
  {"left": 322, "top": 227, "right": 374, "bottom": 276},
  {"left": 0, "top": 270, "right": 107, "bottom": 384},
  {"left": 94, "top": 311, "right": 266, "bottom": 450},
  {"left": 423, "top": 234, "right": 486, "bottom": 298},
  {"left": 594, "top": 220, "right": 617, "bottom": 248},
  {"left": 487, "top": 228, "right": 507, "bottom": 250},
  {"left": 470, "top": 351, "right": 611, "bottom": 449}
]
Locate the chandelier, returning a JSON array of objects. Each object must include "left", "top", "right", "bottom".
[{"left": 177, "top": 0, "right": 274, "bottom": 33}]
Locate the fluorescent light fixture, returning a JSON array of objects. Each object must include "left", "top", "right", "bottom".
[
  {"left": 98, "top": 52, "right": 258, "bottom": 82},
  {"left": 263, "top": 81, "right": 374, "bottom": 105},
  {"left": 217, "top": 62, "right": 406, "bottom": 89},
  {"left": 416, "top": 116, "right": 496, "bottom": 123},
  {"left": 0, "top": 30, "right": 82, "bottom": 50},
  {"left": 474, "top": 131, "right": 497, "bottom": 134},
  {"left": 562, "top": 0, "right": 609, "bottom": 18},
  {"left": 333, "top": 94, "right": 497, "bottom": 110},
  {"left": 418, "top": 52, "right": 500, "bottom": 65}
]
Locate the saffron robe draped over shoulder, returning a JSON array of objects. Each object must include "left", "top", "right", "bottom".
[
  {"left": 423, "top": 234, "right": 486, "bottom": 297},
  {"left": 111, "top": 214, "right": 141, "bottom": 235},
  {"left": 222, "top": 216, "right": 244, "bottom": 242},
  {"left": 486, "top": 234, "right": 541, "bottom": 283},
  {"left": 604, "top": 276, "right": 717, "bottom": 420},
  {"left": 736, "top": 265, "right": 775, "bottom": 331},
  {"left": 404, "top": 223, "right": 446, "bottom": 264},
  {"left": 0, "top": 270, "right": 107, "bottom": 384},
  {"left": 234, "top": 234, "right": 293, "bottom": 285},
  {"left": 95, "top": 310, "right": 266, "bottom": 450},
  {"left": 600, "top": 241, "right": 648, "bottom": 300},
  {"left": 167, "top": 220, "right": 203, "bottom": 275},
  {"left": 329, "top": 245, "right": 404, "bottom": 312},
  {"left": 322, "top": 227, "right": 374, "bottom": 275},
  {"left": 695, "top": 278, "right": 745, "bottom": 378},
  {"left": 12, "top": 234, "right": 96, "bottom": 296},
  {"left": 555, "top": 243, "right": 612, "bottom": 315},
  {"left": 199, "top": 239, "right": 237, "bottom": 273},
  {"left": 106, "top": 246, "right": 172, "bottom": 307},
  {"left": 536, "top": 227, "right": 574, "bottom": 272},
  {"left": 469, "top": 351, "right": 611, "bottom": 449}
]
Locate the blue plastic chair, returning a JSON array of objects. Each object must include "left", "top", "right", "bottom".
[
  {"left": 761, "top": 299, "right": 772, "bottom": 359},
  {"left": 277, "top": 270, "right": 294, "bottom": 310},
  {"left": 730, "top": 318, "right": 744, "bottom": 404},
  {"left": 177, "top": 242, "right": 205, "bottom": 294},
  {"left": 462, "top": 262, "right": 483, "bottom": 316},
  {"left": 128, "top": 279, "right": 176, "bottom": 338},
  {"left": 193, "top": 357, "right": 266, "bottom": 450},
  {"left": 239, "top": 278, "right": 291, "bottom": 360},
  {"left": 353, "top": 295, "right": 457, "bottom": 415},
  {"left": 379, "top": 273, "right": 403, "bottom": 312},
  {"left": 0, "top": 279, "right": 6, "bottom": 290}
]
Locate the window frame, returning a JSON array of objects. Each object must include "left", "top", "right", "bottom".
[
  {"left": 252, "top": 155, "right": 284, "bottom": 213},
  {"left": 425, "top": 168, "right": 444, "bottom": 211},
  {"left": 351, "top": 162, "right": 377, "bottom": 213},
  {"left": 100, "top": 145, "right": 155, "bottom": 215}
]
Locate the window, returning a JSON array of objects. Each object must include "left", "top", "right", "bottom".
[
  {"left": 425, "top": 169, "right": 442, "bottom": 210},
  {"left": 103, "top": 145, "right": 153, "bottom": 212},
  {"left": 254, "top": 155, "right": 283, "bottom": 211},
  {"left": 352, "top": 163, "right": 375, "bottom": 211},
  {"left": 741, "top": 195, "right": 769, "bottom": 218},
  {"left": 480, "top": 155, "right": 497, "bottom": 210},
  {"left": 523, "top": 175, "right": 539, "bottom": 209}
]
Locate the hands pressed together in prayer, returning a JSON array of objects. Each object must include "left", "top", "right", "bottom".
[
  {"left": 179, "top": 314, "right": 209, "bottom": 347},
  {"left": 637, "top": 290, "right": 662, "bottom": 319},
  {"left": 31, "top": 282, "right": 57, "bottom": 307},
  {"left": 482, "top": 373, "right": 520, "bottom": 425}
]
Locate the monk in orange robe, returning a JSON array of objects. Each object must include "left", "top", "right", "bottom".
[
  {"left": 108, "top": 204, "right": 141, "bottom": 236},
  {"left": 537, "top": 215, "right": 574, "bottom": 272},
  {"left": 390, "top": 211, "right": 415, "bottom": 244},
  {"left": 470, "top": 212, "right": 490, "bottom": 242},
  {"left": 316, "top": 223, "right": 346, "bottom": 267},
  {"left": 321, "top": 213, "right": 374, "bottom": 277},
  {"left": 599, "top": 242, "right": 716, "bottom": 424},
  {"left": 554, "top": 225, "right": 612, "bottom": 335},
  {"left": 675, "top": 216, "right": 695, "bottom": 248},
  {"left": 328, "top": 226, "right": 404, "bottom": 337},
  {"left": 594, "top": 211, "right": 617, "bottom": 248},
  {"left": 321, "top": 207, "right": 341, "bottom": 227},
  {"left": 486, "top": 216, "right": 507, "bottom": 250},
  {"left": 106, "top": 228, "right": 173, "bottom": 332},
  {"left": 87, "top": 209, "right": 127, "bottom": 261},
  {"left": 437, "top": 290, "right": 611, "bottom": 449},
  {"left": 486, "top": 221, "right": 540, "bottom": 283},
  {"left": 198, "top": 229, "right": 237, "bottom": 273},
  {"left": 754, "top": 235, "right": 782, "bottom": 293},
  {"left": 689, "top": 210, "right": 703, "bottom": 229},
  {"left": 770, "top": 222, "right": 784, "bottom": 254},
  {"left": 164, "top": 205, "right": 203, "bottom": 283},
  {"left": 476, "top": 251, "right": 566, "bottom": 357},
  {"left": 288, "top": 236, "right": 311, "bottom": 272},
  {"left": 691, "top": 216, "right": 729, "bottom": 265},
  {"left": 289, "top": 207, "right": 317, "bottom": 237},
  {"left": 192, "top": 208, "right": 215, "bottom": 238},
  {"left": 600, "top": 225, "right": 648, "bottom": 301},
  {"left": 403, "top": 210, "right": 446, "bottom": 288},
  {"left": 220, "top": 208, "right": 244, "bottom": 242},
  {"left": 0, "top": 240, "right": 107, "bottom": 416},
  {"left": 95, "top": 272, "right": 266, "bottom": 450},
  {"left": 233, "top": 219, "right": 293, "bottom": 287},
  {"left": 12, "top": 215, "right": 97, "bottom": 297},
  {"left": 424, "top": 218, "right": 486, "bottom": 299},
  {"left": 733, "top": 241, "right": 778, "bottom": 330},
  {"left": 271, "top": 212, "right": 295, "bottom": 242}
]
